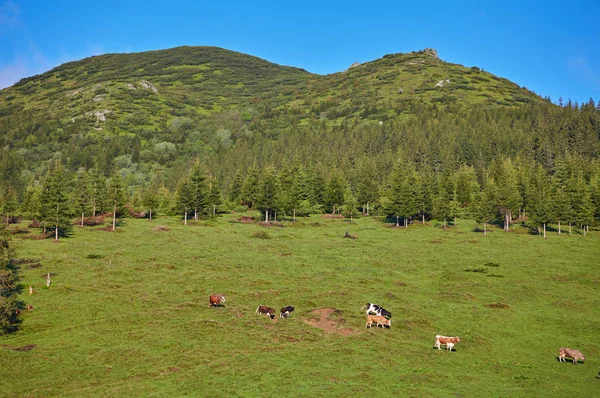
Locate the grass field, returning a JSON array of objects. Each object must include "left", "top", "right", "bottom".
[{"left": 1, "top": 214, "right": 599, "bottom": 397}]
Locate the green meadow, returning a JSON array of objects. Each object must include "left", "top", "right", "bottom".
[{"left": 1, "top": 214, "right": 599, "bottom": 397}]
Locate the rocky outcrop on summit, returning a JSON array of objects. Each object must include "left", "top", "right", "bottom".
[
  {"left": 422, "top": 48, "right": 439, "bottom": 58},
  {"left": 347, "top": 62, "right": 361, "bottom": 71}
]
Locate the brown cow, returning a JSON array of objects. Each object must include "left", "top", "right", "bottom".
[
  {"left": 559, "top": 347, "right": 585, "bottom": 364},
  {"left": 366, "top": 315, "right": 391, "bottom": 328},
  {"left": 435, "top": 335, "right": 460, "bottom": 351},
  {"left": 256, "top": 305, "right": 276, "bottom": 319},
  {"left": 209, "top": 294, "right": 226, "bottom": 307}
]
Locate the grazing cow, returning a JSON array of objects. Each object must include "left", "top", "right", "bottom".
[
  {"left": 28, "top": 286, "right": 33, "bottom": 296},
  {"left": 209, "top": 294, "right": 226, "bottom": 307},
  {"left": 435, "top": 335, "right": 460, "bottom": 351},
  {"left": 366, "top": 315, "right": 392, "bottom": 328},
  {"left": 362, "top": 303, "right": 392, "bottom": 319},
  {"left": 559, "top": 347, "right": 585, "bottom": 364},
  {"left": 256, "top": 305, "right": 276, "bottom": 319},
  {"left": 280, "top": 306, "right": 295, "bottom": 318},
  {"left": 26, "top": 304, "right": 34, "bottom": 311}
]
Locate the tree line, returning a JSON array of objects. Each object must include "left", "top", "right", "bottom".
[{"left": 1, "top": 151, "right": 599, "bottom": 239}]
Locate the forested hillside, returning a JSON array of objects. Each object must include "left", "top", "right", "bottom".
[{"left": 0, "top": 46, "right": 599, "bottom": 234}]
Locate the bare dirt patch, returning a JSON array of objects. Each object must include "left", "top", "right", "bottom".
[{"left": 304, "top": 308, "right": 355, "bottom": 336}]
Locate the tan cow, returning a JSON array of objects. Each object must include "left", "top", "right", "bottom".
[
  {"left": 559, "top": 347, "right": 585, "bottom": 364},
  {"left": 435, "top": 335, "right": 460, "bottom": 351},
  {"left": 366, "top": 315, "right": 391, "bottom": 328}
]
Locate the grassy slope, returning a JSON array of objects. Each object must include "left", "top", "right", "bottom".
[{"left": 1, "top": 215, "right": 598, "bottom": 397}]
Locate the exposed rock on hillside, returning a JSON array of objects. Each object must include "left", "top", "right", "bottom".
[
  {"left": 423, "top": 48, "right": 439, "bottom": 58},
  {"left": 85, "top": 109, "right": 114, "bottom": 122},
  {"left": 140, "top": 80, "right": 158, "bottom": 93},
  {"left": 347, "top": 62, "right": 361, "bottom": 71}
]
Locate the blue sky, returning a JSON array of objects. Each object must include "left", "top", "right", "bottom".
[{"left": 1, "top": 0, "right": 599, "bottom": 104}]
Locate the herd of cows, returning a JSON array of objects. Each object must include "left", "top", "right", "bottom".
[{"left": 208, "top": 295, "right": 587, "bottom": 364}]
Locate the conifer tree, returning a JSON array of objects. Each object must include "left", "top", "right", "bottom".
[
  {"left": 256, "top": 166, "right": 278, "bottom": 222},
  {"left": 571, "top": 172, "right": 594, "bottom": 235},
  {"left": 324, "top": 172, "right": 346, "bottom": 215},
  {"left": 74, "top": 170, "right": 91, "bottom": 227},
  {"left": 356, "top": 159, "right": 379, "bottom": 215},
  {"left": 526, "top": 165, "right": 553, "bottom": 237},
  {"left": 207, "top": 177, "right": 222, "bottom": 217},
  {"left": 0, "top": 223, "right": 21, "bottom": 334},
  {"left": 40, "top": 163, "right": 71, "bottom": 240},
  {"left": 241, "top": 166, "right": 261, "bottom": 209},
  {"left": 142, "top": 189, "right": 159, "bottom": 220},
  {"left": 175, "top": 178, "right": 193, "bottom": 225},
  {"left": 107, "top": 171, "right": 126, "bottom": 231},
  {"left": 2, "top": 187, "right": 17, "bottom": 225},
  {"left": 19, "top": 182, "right": 42, "bottom": 221},
  {"left": 492, "top": 158, "right": 521, "bottom": 231},
  {"left": 385, "top": 162, "right": 417, "bottom": 227},
  {"left": 275, "top": 166, "right": 297, "bottom": 220},
  {"left": 415, "top": 171, "right": 434, "bottom": 224},
  {"left": 432, "top": 172, "right": 454, "bottom": 228},
  {"left": 475, "top": 177, "right": 497, "bottom": 236},
  {"left": 88, "top": 167, "right": 107, "bottom": 217},
  {"left": 589, "top": 172, "right": 600, "bottom": 223},
  {"left": 228, "top": 171, "right": 243, "bottom": 205},
  {"left": 188, "top": 162, "right": 209, "bottom": 220}
]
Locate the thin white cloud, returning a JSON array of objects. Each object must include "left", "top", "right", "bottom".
[
  {"left": 569, "top": 56, "right": 600, "bottom": 87},
  {"left": 0, "top": 1, "right": 19, "bottom": 28},
  {"left": 0, "top": 43, "right": 106, "bottom": 89},
  {"left": 0, "top": 59, "right": 27, "bottom": 88}
]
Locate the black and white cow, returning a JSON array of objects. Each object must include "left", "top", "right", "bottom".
[
  {"left": 362, "top": 303, "right": 392, "bottom": 319},
  {"left": 280, "top": 306, "right": 295, "bottom": 318}
]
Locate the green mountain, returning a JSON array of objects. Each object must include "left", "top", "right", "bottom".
[
  {"left": 0, "top": 46, "right": 539, "bottom": 132},
  {"left": 1, "top": 45, "right": 598, "bottom": 201}
]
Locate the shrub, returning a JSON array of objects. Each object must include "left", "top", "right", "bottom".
[{"left": 252, "top": 231, "right": 271, "bottom": 239}]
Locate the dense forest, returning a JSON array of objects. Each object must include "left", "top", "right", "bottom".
[{"left": 0, "top": 46, "right": 599, "bottom": 236}]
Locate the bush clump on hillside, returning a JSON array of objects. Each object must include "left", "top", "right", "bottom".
[{"left": 252, "top": 231, "right": 271, "bottom": 239}]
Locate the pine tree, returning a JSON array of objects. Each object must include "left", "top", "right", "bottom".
[
  {"left": 324, "top": 171, "right": 346, "bottom": 215},
  {"left": 175, "top": 178, "right": 193, "bottom": 225},
  {"left": 19, "top": 182, "right": 42, "bottom": 221},
  {"left": 475, "top": 178, "right": 497, "bottom": 236},
  {"left": 74, "top": 170, "right": 91, "bottom": 227},
  {"left": 207, "top": 177, "right": 222, "bottom": 217},
  {"left": 454, "top": 165, "right": 480, "bottom": 219},
  {"left": 228, "top": 171, "right": 243, "bottom": 205},
  {"left": 589, "top": 171, "right": 600, "bottom": 223},
  {"left": 256, "top": 166, "right": 278, "bottom": 222},
  {"left": 188, "top": 162, "right": 209, "bottom": 220},
  {"left": 88, "top": 167, "right": 107, "bottom": 217},
  {"left": 526, "top": 165, "right": 553, "bottom": 237},
  {"left": 241, "top": 166, "right": 261, "bottom": 209},
  {"left": 385, "top": 162, "right": 417, "bottom": 227},
  {"left": 275, "top": 166, "right": 297, "bottom": 220},
  {"left": 356, "top": 159, "right": 379, "bottom": 215},
  {"left": 572, "top": 172, "right": 594, "bottom": 235},
  {"left": 0, "top": 223, "right": 21, "bottom": 334},
  {"left": 142, "top": 189, "right": 160, "bottom": 220},
  {"left": 432, "top": 172, "right": 454, "bottom": 228},
  {"left": 415, "top": 170, "right": 434, "bottom": 224},
  {"left": 107, "top": 171, "right": 126, "bottom": 231},
  {"left": 492, "top": 158, "right": 521, "bottom": 231},
  {"left": 2, "top": 187, "right": 18, "bottom": 224},
  {"left": 40, "top": 163, "right": 71, "bottom": 240}
]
